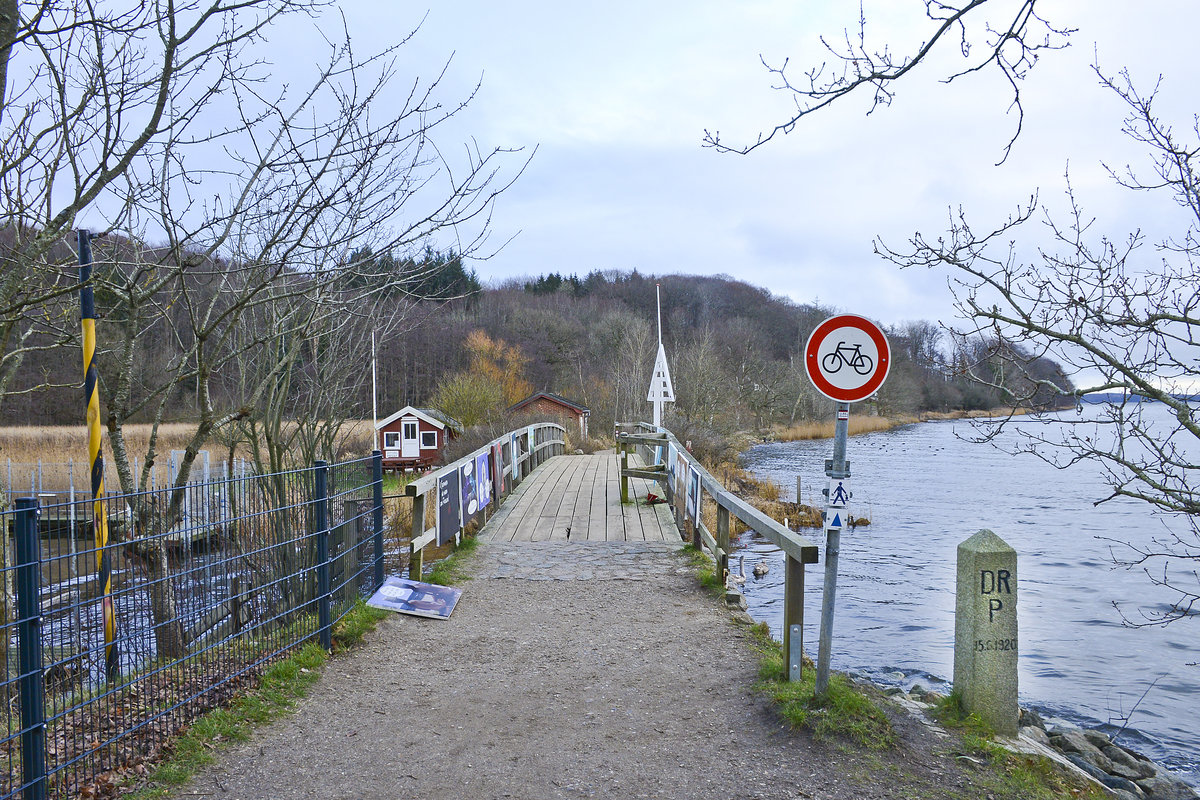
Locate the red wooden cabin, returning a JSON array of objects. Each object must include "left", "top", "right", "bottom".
[{"left": 376, "top": 406, "right": 462, "bottom": 471}]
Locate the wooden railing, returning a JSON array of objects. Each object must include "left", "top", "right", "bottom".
[
  {"left": 616, "top": 422, "right": 819, "bottom": 681},
  {"left": 404, "top": 423, "right": 566, "bottom": 576}
]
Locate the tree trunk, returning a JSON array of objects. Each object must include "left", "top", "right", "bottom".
[
  {"left": 142, "top": 540, "right": 185, "bottom": 660},
  {"left": 0, "top": 0, "right": 18, "bottom": 126}
]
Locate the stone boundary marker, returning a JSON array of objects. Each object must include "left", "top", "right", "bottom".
[{"left": 954, "top": 529, "right": 1018, "bottom": 735}]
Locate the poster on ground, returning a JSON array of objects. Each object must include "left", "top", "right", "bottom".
[
  {"left": 437, "top": 469, "right": 461, "bottom": 546},
  {"left": 367, "top": 576, "right": 462, "bottom": 620}
]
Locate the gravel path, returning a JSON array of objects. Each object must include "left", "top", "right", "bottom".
[{"left": 174, "top": 541, "right": 975, "bottom": 800}]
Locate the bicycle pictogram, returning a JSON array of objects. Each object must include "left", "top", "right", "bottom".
[{"left": 821, "top": 341, "right": 874, "bottom": 376}]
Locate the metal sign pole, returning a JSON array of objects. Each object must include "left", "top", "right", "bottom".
[{"left": 815, "top": 401, "right": 851, "bottom": 695}]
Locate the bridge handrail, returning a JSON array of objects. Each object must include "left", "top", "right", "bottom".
[
  {"left": 404, "top": 422, "right": 566, "bottom": 576},
  {"left": 616, "top": 422, "right": 818, "bottom": 680}
]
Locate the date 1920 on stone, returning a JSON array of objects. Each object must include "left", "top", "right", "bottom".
[{"left": 975, "top": 638, "right": 1017, "bottom": 652}]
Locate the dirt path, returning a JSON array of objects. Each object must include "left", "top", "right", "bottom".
[{"left": 173, "top": 541, "right": 976, "bottom": 800}]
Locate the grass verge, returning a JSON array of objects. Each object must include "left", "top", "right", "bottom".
[
  {"left": 679, "top": 543, "right": 725, "bottom": 595},
  {"left": 427, "top": 534, "right": 480, "bottom": 585},
  {"left": 123, "top": 601, "right": 388, "bottom": 800},
  {"left": 933, "top": 694, "right": 1109, "bottom": 800},
  {"left": 748, "top": 622, "right": 896, "bottom": 748},
  {"left": 679, "top": 550, "right": 894, "bottom": 749}
]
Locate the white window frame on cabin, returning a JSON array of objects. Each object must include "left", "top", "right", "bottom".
[
  {"left": 383, "top": 431, "right": 400, "bottom": 449},
  {"left": 420, "top": 430, "right": 438, "bottom": 449}
]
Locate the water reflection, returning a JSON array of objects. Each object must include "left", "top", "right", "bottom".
[{"left": 739, "top": 408, "right": 1199, "bottom": 785}]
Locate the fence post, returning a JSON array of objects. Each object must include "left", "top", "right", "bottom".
[
  {"left": 314, "top": 461, "right": 332, "bottom": 651},
  {"left": 15, "top": 497, "right": 47, "bottom": 800},
  {"left": 372, "top": 451, "right": 384, "bottom": 590},
  {"left": 409, "top": 492, "right": 425, "bottom": 580}
]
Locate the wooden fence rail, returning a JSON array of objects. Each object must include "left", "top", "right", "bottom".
[
  {"left": 616, "top": 422, "right": 820, "bottom": 681},
  {"left": 404, "top": 423, "right": 567, "bottom": 576}
]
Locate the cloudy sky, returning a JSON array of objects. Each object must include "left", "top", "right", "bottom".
[{"left": 321, "top": 2, "right": 1197, "bottom": 330}]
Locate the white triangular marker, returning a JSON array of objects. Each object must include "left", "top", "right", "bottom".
[{"left": 646, "top": 343, "right": 675, "bottom": 402}]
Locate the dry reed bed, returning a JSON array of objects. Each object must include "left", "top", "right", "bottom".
[
  {"left": 0, "top": 421, "right": 377, "bottom": 490},
  {"left": 771, "top": 415, "right": 918, "bottom": 441}
]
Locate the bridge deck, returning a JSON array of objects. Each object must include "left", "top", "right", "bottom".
[{"left": 481, "top": 452, "right": 679, "bottom": 543}]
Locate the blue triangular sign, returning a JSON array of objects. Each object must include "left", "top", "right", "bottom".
[{"left": 830, "top": 512, "right": 843, "bottom": 529}]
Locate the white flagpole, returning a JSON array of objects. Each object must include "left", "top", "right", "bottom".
[{"left": 654, "top": 284, "right": 663, "bottom": 427}]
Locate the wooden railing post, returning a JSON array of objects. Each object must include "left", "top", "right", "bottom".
[
  {"left": 620, "top": 448, "right": 629, "bottom": 504},
  {"left": 784, "top": 554, "right": 805, "bottom": 681},
  {"left": 409, "top": 492, "right": 425, "bottom": 580},
  {"left": 716, "top": 504, "right": 730, "bottom": 584}
]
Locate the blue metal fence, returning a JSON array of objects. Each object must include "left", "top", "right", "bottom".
[{"left": 0, "top": 452, "right": 386, "bottom": 799}]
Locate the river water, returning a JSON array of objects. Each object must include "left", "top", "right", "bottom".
[{"left": 739, "top": 406, "right": 1199, "bottom": 785}]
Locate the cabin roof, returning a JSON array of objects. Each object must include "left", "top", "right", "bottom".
[
  {"left": 508, "top": 391, "right": 591, "bottom": 416},
  {"left": 376, "top": 405, "right": 464, "bottom": 434}
]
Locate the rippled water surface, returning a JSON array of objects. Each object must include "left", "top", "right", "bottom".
[{"left": 739, "top": 407, "right": 1199, "bottom": 784}]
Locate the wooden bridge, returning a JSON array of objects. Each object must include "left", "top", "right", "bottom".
[
  {"left": 178, "top": 427, "right": 832, "bottom": 799},
  {"left": 404, "top": 422, "right": 818, "bottom": 678},
  {"left": 480, "top": 451, "right": 677, "bottom": 543}
]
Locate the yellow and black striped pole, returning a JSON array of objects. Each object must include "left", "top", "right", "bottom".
[{"left": 79, "top": 230, "right": 118, "bottom": 682}]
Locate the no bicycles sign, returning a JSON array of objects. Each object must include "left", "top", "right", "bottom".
[{"left": 804, "top": 314, "right": 890, "bottom": 403}]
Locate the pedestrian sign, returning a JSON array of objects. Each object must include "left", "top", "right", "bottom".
[{"left": 827, "top": 479, "right": 850, "bottom": 509}]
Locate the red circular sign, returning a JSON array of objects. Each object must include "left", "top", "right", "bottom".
[{"left": 804, "top": 314, "right": 890, "bottom": 403}]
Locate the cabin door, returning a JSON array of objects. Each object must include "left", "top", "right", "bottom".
[{"left": 401, "top": 420, "right": 420, "bottom": 459}]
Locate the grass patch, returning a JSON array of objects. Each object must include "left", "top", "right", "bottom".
[
  {"left": 679, "top": 543, "right": 724, "bottom": 595},
  {"left": 331, "top": 600, "right": 389, "bottom": 652},
  {"left": 933, "top": 693, "right": 1110, "bottom": 800},
  {"left": 749, "top": 622, "right": 896, "bottom": 749},
  {"left": 427, "top": 534, "right": 480, "bottom": 586},
  {"left": 381, "top": 471, "right": 414, "bottom": 495},
  {"left": 124, "top": 602, "right": 387, "bottom": 799}
]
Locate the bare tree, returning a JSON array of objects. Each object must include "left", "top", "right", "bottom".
[
  {"left": 1, "top": 1, "right": 527, "bottom": 658},
  {"left": 712, "top": 3, "right": 1198, "bottom": 622},
  {"left": 876, "top": 76, "right": 1200, "bottom": 620},
  {"left": 703, "top": 0, "right": 1072, "bottom": 162}
]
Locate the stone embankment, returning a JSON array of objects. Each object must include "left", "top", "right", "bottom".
[
  {"left": 1019, "top": 716, "right": 1197, "bottom": 800},
  {"left": 722, "top": 582, "right": 1198, "bottom": 800}
]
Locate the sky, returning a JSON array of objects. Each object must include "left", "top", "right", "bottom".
[{"left": 305, "top": 1, "right": 1199, "bottom": 331}]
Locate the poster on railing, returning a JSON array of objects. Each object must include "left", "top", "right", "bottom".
[
  {"left": 687, "top": 465, "right": 701, "bottom": 523},
  {"left": 367, "top": 576, "right": 462, "bottom": 620},
  {"left": 460, "top": 452, "right": 490, "bottom": 526},
  {"left": 437, "top": 469, "right": 461, "bottom": 545},
  {"left": 492, "top": 441, "right": 505, "bottom": 496},
  {"left": 675, "top": 449, "right": 687, "bottom": 504},
  {"left": 667, "top": 442, "right": 677, "bottom": 495},
  {"left": 475, "top": 451, "right": 492, "bottom": 509}
]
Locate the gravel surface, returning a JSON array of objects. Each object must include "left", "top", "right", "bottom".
[{"left": 174, "top": 541, "right": 980, "bottom": 800}]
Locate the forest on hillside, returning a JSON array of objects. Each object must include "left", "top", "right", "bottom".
[
  {"left": 382, "top": 270, "right": 1073, "bottom": 438},
  {"left": 5, "top": 253, "right": 1072, "bottom": 441},
  {"left": 2, "top": 260, "right": 1070, "bottom": 441}
]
